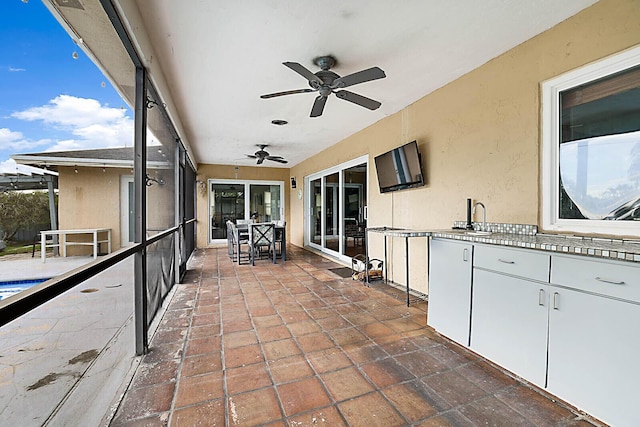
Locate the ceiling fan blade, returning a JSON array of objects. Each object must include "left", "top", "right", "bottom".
[
  {"left": 283, "top": 62, "right": 323, "bottom": 84},
  {"left": 268, "top": 157, "right": 288, "bottom": 164},
  {"left": 310, "top": 95, "right": 328, "bottom": 117},
  {"left": 335, "top": 90, "right": 381, "bottom": 110},
  {"left": 246, "top": 154, "right": 258, "bottom": 159},
  {"left": 256, "top": 157, "right": 265, "bottom": 165},
  {"left": 332, "top": 67, "right": 386, "bottom": 88},
  {"left": 260, "top": 88, "right": 315, "bottom": 99}
]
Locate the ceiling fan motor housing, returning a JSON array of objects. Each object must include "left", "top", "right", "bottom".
[{"left": 313, "top": 55, "right": 337, "bottom": 71}]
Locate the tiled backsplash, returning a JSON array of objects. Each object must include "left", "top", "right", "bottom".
[
  {"left": 453, "top": 221, "right": 538, "bottom": 235},
  {"left": 443, "top": 221, "right": 640, "bottom": 263}
]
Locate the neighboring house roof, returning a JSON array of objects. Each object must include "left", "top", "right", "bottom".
[
  {"left": 0, "top": 172, "right": 58, "bottom": 192},
  {"left": 12, "top": 146, "right": 171, "bottom": 171}
]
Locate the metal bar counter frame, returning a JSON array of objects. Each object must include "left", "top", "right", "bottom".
[
  {"left": 365, "top": 226, "right": 432, "bottom": 306},
  {"left": 41, "top": 228, "right": 112, "bottom": 262}
]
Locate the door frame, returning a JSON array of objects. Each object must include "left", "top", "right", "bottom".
[
  {"left": 120, "top": 175, "right": 135, "bottom": 247},
  {"left": 304, "top": 155, "right": 368, "bottom": 262},
  {"left": 208, "top": 178, "right": 285, "bottom": 244}
]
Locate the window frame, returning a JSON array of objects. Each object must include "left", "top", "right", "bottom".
[{"left": 541, "top": 45, "right": 640, "bottom": 236}]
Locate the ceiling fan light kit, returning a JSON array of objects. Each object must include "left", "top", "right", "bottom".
[{"left": 260, "top": 55, "right": 386, "bottom": 117}]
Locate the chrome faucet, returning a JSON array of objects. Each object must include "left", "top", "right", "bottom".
[{"left": 473, "top": 202, "right": 487, "bottom": 231}]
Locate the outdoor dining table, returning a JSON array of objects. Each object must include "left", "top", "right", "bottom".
[{"left": 236, "top": 223, "right": 286, "bottom": 261}]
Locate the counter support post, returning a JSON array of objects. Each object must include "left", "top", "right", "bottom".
[{"left": 405, "top": 237, "right": 410, "bottom": 307}]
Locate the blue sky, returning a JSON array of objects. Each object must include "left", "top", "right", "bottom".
[{"left": 0, "top": 0, "right": 133, "bottom": 173}]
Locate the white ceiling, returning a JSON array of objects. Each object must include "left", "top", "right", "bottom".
[{"left": 130, "top": 0, "right": 598, "bottom": 167}]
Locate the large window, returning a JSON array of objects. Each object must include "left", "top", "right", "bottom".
[{"left": 542, "top": 46, "right": 640, "bottom": 236}]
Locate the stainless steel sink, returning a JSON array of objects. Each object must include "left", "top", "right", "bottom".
[{"left": 465, "top": 230, "right": 492, "bottom": 236}]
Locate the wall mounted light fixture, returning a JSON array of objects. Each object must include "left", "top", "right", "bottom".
[
  {"left": 145, "top": 174, "right": 165, "bottom": 187},
  {"left": 290, "top": 177, "right": 297, "bottom": 188}
]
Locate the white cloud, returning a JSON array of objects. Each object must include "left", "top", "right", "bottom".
[
  {"left": 12, "top": 94, "right": 134, "bottom": 150},
  {"left": 8, "top": 67, "right": 26, "bottom": 72},
  {"left": 0, "top": 127, "right": 51, "bottom": 151}
]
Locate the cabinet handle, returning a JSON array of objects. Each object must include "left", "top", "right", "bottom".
[
  {"left": 463, "top": 248, "right": 468, "bottom": 262},
  {"left": 538, "top": 289, "right": 545, "bottom": 306},
  {"left": 498, "top": 259, "right": 515, "bottom": 264},
  {"left": 595, "top": 277, "right": 626, "bottom": 285},
  {"left": 553, "top": 292, "right": 559, "bottom": 310}
]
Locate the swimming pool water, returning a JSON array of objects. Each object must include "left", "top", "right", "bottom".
[{"left": 0, "top": 278, "right": 50, "bottom": 301}]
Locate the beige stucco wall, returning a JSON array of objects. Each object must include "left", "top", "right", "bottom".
[
  {"left": 58, "top": 166, "right": 124, "bottom": 255},
  {"left": 287, "top": 0, "right": 640, "bottom": 293},
  {"left": 195, "top": 164, "right": 291, "bottom": 247}
]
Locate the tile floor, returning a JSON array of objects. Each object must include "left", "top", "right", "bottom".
[{"left": 110, "top": 247, "right": 600, "bottom": 426}]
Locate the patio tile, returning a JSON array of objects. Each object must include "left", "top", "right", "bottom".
[
  {"left": 227, "top": 387, "right": 283, "bottom": 425},
  {"left": 258, "top": 324, "right": 292, "bottom": 342},
  {"left": 180, "top": 352, "right": 222, "bottom": 377},
  {"left": 286, "top": 405, "right": 347, "bottom": 427},
  {"left": 342, "top": 342, "right": 389, "bottom": 365},
  {"left": 131, "top": 359, "right": 180, "bottom": 388},
  {"left": 253, "top": 314, "right": 283, "bottom": 328},
  {"left": 223, "top": 329, "right": 258, "bottom": 349},
  {"left": 226, "top": 363, "right": 272, "bottom": 395},
  {"left": 495, "top": 385, "right": 576, "bottom": 425},
  {"left": 262, "top": 338, "right": 302, "bottom": 360},
  {"left": 113, "top": 383, "right": 175, "bottom": 422},
  {"left": 287, "top": 319, "right": 322, "bottom": 336},
  {"left": 174, "top": 371, "right": 224, "bottom": 408},
  {"left": 296, "top": 332, "right": 335, "bottom": 353},
  {"left": 421, "top": 370, "right": 487, "bottom": 407},
  {"left": 459, "top": 395, "right": 534, "bottom": 427},
  {"left": 276, "top": 376, "right": 331, "bottom": 417},
  {"left": 306, "top": 348, "right": 352, "bottom": 374},
  {"left": 320, "top": 367, "right": 375, "bottom": 402},
  {"left": 360, "top": 357, "right": 415, "bottom": 388},
  {"left": 109, "top": 248, "right": 597, "bottom": 427},
  {"left": 395, "top": 349, "right": 448, "bottom": 378},
  {"left": 455, "top": 360, "right": 517, "bottom": 393},
  {"left": 171, "top": 398, "right": 224, "bottom": 426},
  {"left": 269, "top": 354, "right": 315, "bottom": 384},
  {"left": 224, "top": 344, "right": 264, "bottom": 368},
  {"left": 337, "top": 391, "right": 405, "bottom": 427},
  {"left": 382, "top": 381, "right": 442, "bottom": 422},
  {"left": 184, "top": 335, "right": 221, "bottom": 357}
]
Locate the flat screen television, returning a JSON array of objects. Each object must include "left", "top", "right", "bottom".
[{"left": 374, "top": 140, "right": 425, "bottom": 193}]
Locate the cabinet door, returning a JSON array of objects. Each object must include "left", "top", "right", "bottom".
[
  {"left": 471, "top": 269, "right": 549, "bottom": 387},
  {"left": 547, "top": 287, "right": 640, "bottom": 427},
  {"left": 427, "top": 239, "right": 473, "bottom": 346}
]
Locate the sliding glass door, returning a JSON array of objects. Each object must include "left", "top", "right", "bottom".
[
  {"left": 209, "top": 179, "right": 284, "bottom": 243},
  {"left": 305, "top": 156, "right": 368, "bottom": 261}
]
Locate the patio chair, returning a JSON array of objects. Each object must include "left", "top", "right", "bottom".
[
  {"left": 231, "top": 223, "right": 251, "bottom": 265},
  {"left": 249, "top": 223, "right": 276, "bottom": 265},
  {"left": 226, "top": 220, "right": 236, "bottom": 260},
  {"left": 272, "top": 220, "right": 286, "bottom": 259},
  {"left": 345, "top": 218, "right": 365, "bottom": 247}
]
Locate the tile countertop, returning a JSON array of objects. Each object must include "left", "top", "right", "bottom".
[{"left": 430, "top": 230, "right": 640, "bottom": 263}]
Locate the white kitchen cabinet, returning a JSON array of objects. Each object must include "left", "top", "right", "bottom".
[
  {"left": 428, "top": 237, "right": 640, "bottom": 425},
  {"left": 470, "top": 268, "right": 549, "bottom": 387},
  {"left": 427, "top": 238, "right": 473, "bottom": 346},
  {"left": 547, "top": 255, "right": 640, "bottom": 427}
]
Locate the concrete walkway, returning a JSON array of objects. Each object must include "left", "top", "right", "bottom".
[
  {"left": 0, "top": 255, "right": 136, "bottom": 426},
  {"left": 0, "top": 253, "right": 98, "bottom": 282}
]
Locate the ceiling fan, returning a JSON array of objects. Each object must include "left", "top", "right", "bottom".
[
  {"left": 246, "top": 144, "right": 288, "bottom": 165},
  {"left": 260, "top": 55, "right": 386, "bottom": 117}
]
